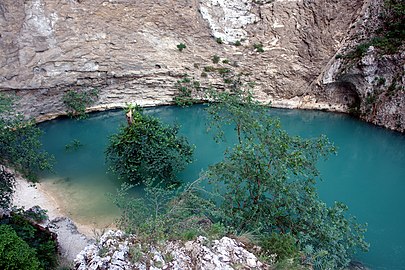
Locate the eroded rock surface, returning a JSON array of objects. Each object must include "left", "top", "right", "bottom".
[
  {"left": 0, "top": 0, "right": 403, "bottom": 131},
  {"left": 316, "top": 0, "right": 405, "bottom": 132},
  {"left": 74, "top": 230, "right": 269, "bottom": 270}
]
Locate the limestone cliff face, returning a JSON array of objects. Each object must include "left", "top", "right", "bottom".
[
  {"left": 0, "top": 0, "right": 402, "bottom": 131},
  {"left": 315, "top": 0, "right": 404, "bottom": 132}
]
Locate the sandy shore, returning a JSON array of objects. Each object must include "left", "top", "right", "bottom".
[{"left": 12, "top": 174, "right": 97, "bottom": 262}]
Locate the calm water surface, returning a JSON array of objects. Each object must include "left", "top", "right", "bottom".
[{"left": 39, "top": 105, "right": 405, "bottom": 269}]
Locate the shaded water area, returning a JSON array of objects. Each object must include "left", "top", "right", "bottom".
[{"left": 38, "top": 105, "right": 405, "bottom": 269}]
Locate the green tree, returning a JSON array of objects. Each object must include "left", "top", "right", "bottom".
[
  {"left": 108, "top": 89, "right": 368, "bottom": 269},
  {"left": 62, "top": 88, "right": 99, "bottom": 119},
  {"left": 106, "top": 105, "right": 194, "bottom": 184},
  {"left": 0, "top": 94, "right": 53, "bottom": 180},
  {"left": 0, "top": 224, "right": 41, "bottom": 270},
  {"left": 205, "top": 89, "right": 368, "bottom": 269}
]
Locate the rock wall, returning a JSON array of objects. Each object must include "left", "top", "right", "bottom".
[
  {"left": 0, "top": 0, "right": 403, "bottom": 131},
  {"left": 314, "top": 0, "right": 405, "bottom": 132}
]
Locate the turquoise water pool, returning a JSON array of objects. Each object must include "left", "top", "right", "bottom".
[{"left": 39, "top": 105, "right": 405, "bottom": 269}]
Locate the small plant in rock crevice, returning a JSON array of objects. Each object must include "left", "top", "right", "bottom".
[
  {"left": 253, "top": 43, "right": 264, "bottom": 53},
  {"left": 212, "top": 55, "right": 220, "bottom": 64},
  {"left": 177, "top": 43, "right": 187, "bottom": 52}
]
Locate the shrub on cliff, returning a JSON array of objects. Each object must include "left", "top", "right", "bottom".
[
  {"left": 173, "top": 76, "right": 202, "bottom": 107},
  {"left": 0, "top": 93, "right": 53, "bottom": 180},
  {"left": 106, "top": 105, "right": 194, "bottom": 185},
  {"left": 62, "top": 88, "right": 99, "bottom": 119}
]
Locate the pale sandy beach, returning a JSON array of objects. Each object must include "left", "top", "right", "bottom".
[{"left": 12, "top": 173, "right": 97, "bottom": 262}]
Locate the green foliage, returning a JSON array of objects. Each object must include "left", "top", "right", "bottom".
[
  {"left": 215, "top": 37, "right": 223, "bottom": 44},
  {"left": 217, "top": 68, "right": 231, "bottom": 75},
  {"left": 385, "top": 78, "right": 403, "bottom": 97},
  {"left": 62, "top": 88, "right": 99, "bottom": 119},
  {"left": 204, "top": 90, "right": 368, "bottom": 269},
  {"left": 0, "top": 94, "right": 53, "bottom": 180},
  {"left": 177, "top": 43, "right": 187, "bottom": 52},
  {"left": 173, "top": 76, "right": 201, "bottom": 107},
  {"left": 65, "top": 139, "right": 83, "bottom": 152},
  {"left": 212, "top": 55, "right": 220, "bottom": 64},
  {"left": 23, "top": 206, "right": 49, "bottom": 223},
  {"left": 129, "top": 245, "right": 143, "bottom": 264},
  {"left": 346, "top": 43, "right": 371, "bottom": 59},
  {"left": 366, "top": 92, "right": 377, "bottom": 105},
  {"left": 346, "top": 0, "right": 404, "bottom": 57},
  {"left": 0, "top": 224, "right": 41, "bottom": 270},
  {"left": 253, "top": 43, "right": 264, "bottom": 53},
  {"left": 375, "top": 76, "right": 386, "bottom": 86},
  {"left": 222, "top": 59, "right": 230, "bottom": 64},
  {"left": 110, "top": 180, "right": 226, "bottom": 243},
  {"left": 0, "top": 93, "right": 13, "bottom": 114},
  {"left": 1, "top": 209, "right": 58, "bottom": 270},
  {"left": 234, "top": 40, "right": 242, "bottom": 46},
  {"left": 201, "top": 72, "right": 208, "bottom": 78},
  {"left": 260, "top": 233, "right": 299, "bottom": 261},
  {"left": 0, "top": 166, "right": 15, "bottom": 209},
  {"left": 110, "top": 87, "right": 368, "bottom": 269},
  {"left": 373, "top": 0, "right": 405, "bottom": 54},
  {"left": 203, "top": 66, "right": 232, "bottom": 76},
  {"left": 203, "top": 66, "right": 216, "bottom": 72},
  {"left": 106, "top": 106, "right": 194, "bottom": 184}
]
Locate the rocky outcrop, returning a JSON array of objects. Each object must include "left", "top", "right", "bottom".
[
  {"left": 199, "top": 0, "right": 259, "bottom": 44},
  {"left": 314, "top": 0, "right": 405, "bottom": 132},
  {"left": 0, "top": 0, "right": 402, "bottom": 130},
  {"left": 48, "top": 217, "right": 95, "bottom": 262},
  {"left": 74, "top": 230, "right": 270, "bottom": 270}
]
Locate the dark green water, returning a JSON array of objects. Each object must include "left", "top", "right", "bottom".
[{"left": 39, "top": 105, "right": 405, "bottom": 269}]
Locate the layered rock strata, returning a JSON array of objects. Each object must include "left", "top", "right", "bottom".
[{"left": 0, "top": 0, "right": 403, "bottom": 131}]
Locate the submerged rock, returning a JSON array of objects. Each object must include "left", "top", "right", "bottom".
[{"left": 74, "top": 230, "right": 269, "bottom": 270}]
